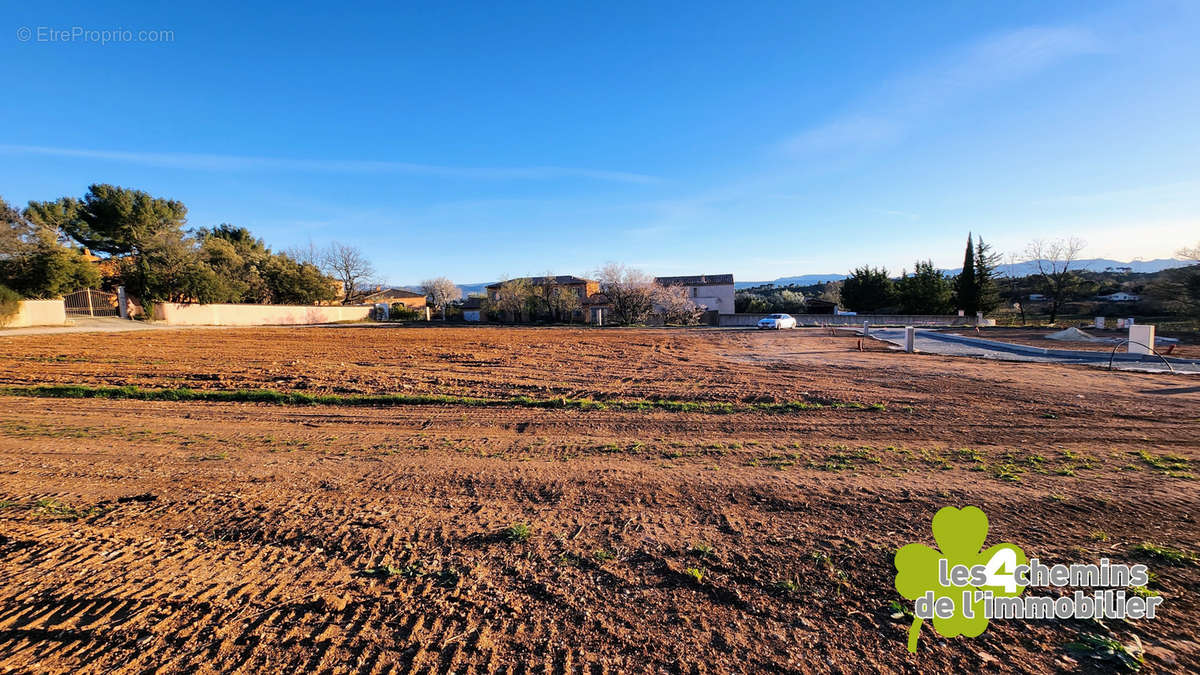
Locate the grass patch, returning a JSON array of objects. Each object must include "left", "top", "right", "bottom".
[
  {"left": 1127, "top": 585, "right": 1159, "bottom": 598},
  {"left": 888, "top": 599, "right": 915, "bottom": 620},
  {"left": 1130, "top": 543, "right": 1193, "bottom": 566},
  {"left": 954, "top": 447, "right": 984, "bottom": 462},
  {"left": 29, "top": 497, "right": 112, "bottom": 521},
  {"left": 818, "top": 446, "right": 883, "bottom": 471},
  {"left": 750, "top": 451, "right": 798, "bottom": 470},
  {"left": 0, "top": 385, "right": 896, "bottom": 416},
  {"left": 774, "top": 579, "right": 800, "bottom": 594},
  {"left": 1136, "top": 450, "right": 1192, "bottom": 478},
  {"left": 1064, "top": 633, "right": 1143, "bottom": 672},
  {"left": 360, "top": 565, "right": 405, "bottom": 578},
  {"left": 503, "top": 522, "right": 532, "bottom": 543},
  {"left": 992, "top": 463, "right": 1023, "bottom": 482}
]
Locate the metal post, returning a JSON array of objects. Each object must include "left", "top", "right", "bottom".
[
  {"left": 862, "top": 320, "right": 869, "bottom": 337},
  {"left": 905, "top": 326, "right": 915, "bottom": 353},
  {"left": 117, "top": 286, "right": 128, "bottom": 319}
]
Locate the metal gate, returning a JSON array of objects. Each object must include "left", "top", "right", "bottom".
[{"left": 63, "top": 289, "right": 120, "bottom": 317}]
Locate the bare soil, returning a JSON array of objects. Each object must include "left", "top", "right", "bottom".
[{"left": 0, "top": 326, "right": 1197, "bottom": 673}]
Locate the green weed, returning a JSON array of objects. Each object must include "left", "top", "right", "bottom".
[
  {"left": 1064, "top": 633, "right": 1143, "bottom": 671},
  {"left": 1130, "top": 543, "right": 1193, "bottom": 566},
  {"left": 0, "top": 385, "right": 898, "bottom": 416},
  {"left": 503, "top": 522, "right": 532, "bottom": 543}
]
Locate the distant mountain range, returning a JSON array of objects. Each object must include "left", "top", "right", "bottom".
[
  {"left": 401, "top": 282, "right": 491, "bottom": 297},
  {"left": 735, "top": 258, "right": 1191, "bottom": 288},
  {"left": 975, "top": 257, "right": 1190, "bottom": 278},
  {"left": 734, "top": 274, "right": 847, "bottom": 289}
]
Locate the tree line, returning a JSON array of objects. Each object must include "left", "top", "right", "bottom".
[
  {"left": 0, "top": 184, "right": 381, "bottom": 309},
  {"left": 736, "top": 234, "right": 1199, "bottom": 323},
  {"left": 486, "top": 264, "right": 704, "bottom": 325},
  {"left": 838, "top": 234, "right": 1002, "bottom": 316}
]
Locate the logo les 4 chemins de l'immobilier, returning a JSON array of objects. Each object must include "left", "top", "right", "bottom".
[{"left": 894, "top": 506, "right": 1162, "bottom": 653}]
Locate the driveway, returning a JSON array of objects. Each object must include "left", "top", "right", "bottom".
[{"left": 868, "top": 328, "right": 1200, "bottom": 374}]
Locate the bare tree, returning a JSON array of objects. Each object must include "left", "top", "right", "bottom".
[
  {"left": 819, "top": 281, "right": 842, "bottom": 306},
  {"left": 284, "top": 240, "right": 323, "bottom": 266},
  {"left": 1180, "top": 242, "right": 1200, "bottom": 262},
  {"left": 549, "top": 285, "right": 582, "bottom": 322},
  {"left": 421, "top": 277, "right": 460, "bottom": 319},
  {"left": 652, "top": 283, "right": 702, "bottom": 324},
  {"left": 321, "top": 242, "right": 375, "bottom": 303},
  {"left": 595, "top": 263, "right": 655, "bottom": 325},
  {"left": 490, "top": 278, "right": 533, "bottom": 321},
  {"left": 1146, "top": 242, "right": 1200, "bottom": 318},
  {"left": 1025, "top": 237, "right": 1085, "bottom": 324}
]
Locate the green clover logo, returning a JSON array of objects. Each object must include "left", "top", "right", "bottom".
[{"left": 894, "top": 506, "right": 1026, "bottom": 652}]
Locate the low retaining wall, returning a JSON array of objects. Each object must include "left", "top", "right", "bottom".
[
  {"left": 4, "top": 299, "right": 68, "bottom": 328},
  {"left": 719, "top": 313, "right": 979, "bottom": 327},
  {"left": 151, "top": 303, "right": 372, "bottom": 326}
]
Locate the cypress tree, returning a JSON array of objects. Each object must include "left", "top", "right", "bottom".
[{"left": 955, "top": 232, "right": 978, "bottom": 314}]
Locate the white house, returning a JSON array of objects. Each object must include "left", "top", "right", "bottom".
[
  {"left": 654, "top": 274, "right": 735, "bottom": 313},
  {"left": 1097, "top": 292, "right": 1140, "bottom": 302}
]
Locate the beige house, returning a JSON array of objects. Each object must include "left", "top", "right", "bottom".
[
  {"left": 356, "top": 287, "right": 428, "bottom": 308},
  {"left": 485, "top": 275, "right": 604, "bottom": 322}
]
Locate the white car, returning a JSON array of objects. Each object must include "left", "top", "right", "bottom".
[{"left": 757, "top": 313, "right": 797, "bottom": 329}]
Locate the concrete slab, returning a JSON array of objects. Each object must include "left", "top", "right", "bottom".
[{"left": 868, "top": 328, "right": 1200, "bottom": 375}]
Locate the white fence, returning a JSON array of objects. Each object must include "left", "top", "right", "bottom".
[
  {"left": 3, "top": 300, "right": 68, "bottom": 328},
  {"left": 150, "top": 303, "right": 373, "bottom": 326}
]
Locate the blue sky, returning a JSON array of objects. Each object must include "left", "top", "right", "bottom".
[{"left": 3, "top": 1, "right": 1198, "bottom": 284}]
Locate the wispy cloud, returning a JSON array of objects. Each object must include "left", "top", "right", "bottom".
[
  {"left": 0, "top": 144, "right": 661, "bottom": 185},
  {"left": 870, "top": 208, "right": 920, "bottom": 221},
  {"left": 786, "top": 115, "right": 903, "bottom": 153},
  {"left": 1031, "top": 179, "right": 1200, "bottom": 206},
  {"left": 785, "top": 26, "right": 1102, "bottom": 153}
]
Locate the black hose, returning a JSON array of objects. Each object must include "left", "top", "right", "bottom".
[{"left": 1107, "top": 340, "right": 1175, "bottom": 374}]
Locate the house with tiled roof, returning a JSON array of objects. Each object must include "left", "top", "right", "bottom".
[
  {"left": 483, "top": 275, "right": 606, "bottom": 323},
  {"left": 354, "top": 287, "right": 428, "bottom": 308}
]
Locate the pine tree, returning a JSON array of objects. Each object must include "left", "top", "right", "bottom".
[
  {"left": 897, "top": 260, "right": 953, "bottom": 314},
  {"left": 954, "top": 233, "right": 978, "bottom": 314},
  {"left": 974, "top": 237, "right": 1001, "bottom": 314}
]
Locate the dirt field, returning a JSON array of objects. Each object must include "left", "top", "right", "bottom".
[{"left": 0, "top": 326, "right": 1197, "bottom": 673}]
